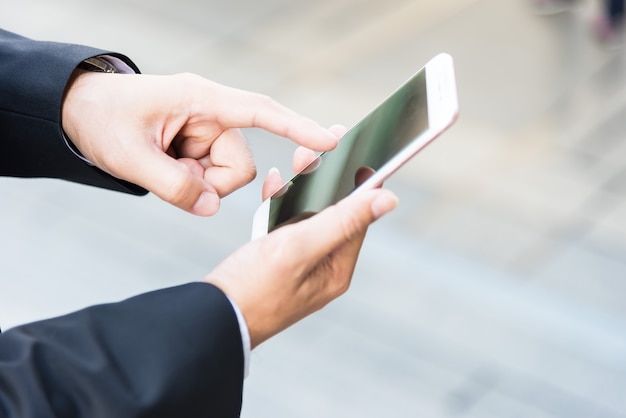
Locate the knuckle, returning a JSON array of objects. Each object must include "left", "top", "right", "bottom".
[
  {"left": 244, "top": 161, "right": 257, "bottom": 183},
  {"left": 331, "top": 259, "right": 354, "bottom": 296},
  {"left": 332, "top": 276, "right": 351, "bottom": 297},
  {"left": 161, "top": 168, "right": 196, "bottom": 207},
  {"left": 336, "top": 282, "right": 351, "bottom": 298},
  {"left": 176, "top": 72, "right": 201, "bottom": 83},
  {"left": 338, "top": 209, "right": 364, "bottom": 241},
  {"left": 251, "top": 92, "right": 275, "bottom": 106},
  {"left": 249, "top": 93, "right": 279, "bottom": 117}
]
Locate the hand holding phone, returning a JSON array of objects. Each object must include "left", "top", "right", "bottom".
[
  {"left": 252, "top": 53, "right": 459, "bottom": 238},
  {"left": 207, "top": 187, "right": 398, "bottom": 348}
]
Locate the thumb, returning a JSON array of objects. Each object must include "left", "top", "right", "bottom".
[
  {"left": 292, "top": 189, "right": 398, "bottom": 261},
  {"left": 131, "top": 149, "right": 220, "bottom": 216}
]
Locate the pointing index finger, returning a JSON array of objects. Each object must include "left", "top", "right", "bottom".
[{"left": 215, "top": 85, "right": 339, "bottom": 151}]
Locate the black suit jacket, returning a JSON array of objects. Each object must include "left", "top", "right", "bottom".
[{"left": 0, "top": 29, "right": 244, "bottom": 417}]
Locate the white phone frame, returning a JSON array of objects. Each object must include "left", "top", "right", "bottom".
[{"left": 251, "top": 53, "right": 459, "bottom": 240}]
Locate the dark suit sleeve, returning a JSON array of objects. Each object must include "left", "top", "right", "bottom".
[
  {"left": 0, "top": 283, "right": 245, "bottom": 417},
  {"left": 0, "top": 28, "right": 146, "bottom": 194},
  {"left": 0, "top": 29, "right": 244, "bottom": 416}
]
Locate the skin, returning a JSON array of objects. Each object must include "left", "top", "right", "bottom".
[
  {"left": 62, "top": 71, "right": 339, "bottom": 216},
  {"left": 62, "top": 71, "right": 398, "bottom": 349},
  {"left": 206, "top": 186, "right": 397, "bottom": 348}
]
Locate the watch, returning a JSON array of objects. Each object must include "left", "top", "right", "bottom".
[{"left": 78, "top": 56, "right": 118, "bottom": 73}]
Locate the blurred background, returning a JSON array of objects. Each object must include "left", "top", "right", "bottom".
[{"left": 2, "top": 0, "right": 626, "bottom": 416}]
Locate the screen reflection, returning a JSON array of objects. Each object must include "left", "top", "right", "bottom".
[{"left": 268, "top": 70, "right": 428, "bottom": 232}]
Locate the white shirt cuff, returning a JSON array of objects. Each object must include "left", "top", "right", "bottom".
[{"left": 225, "top": 295, "right": 252, "bottom": 378}]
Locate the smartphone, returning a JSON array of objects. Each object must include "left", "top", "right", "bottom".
[{"left": 251, "top": 53, "right": 459, "bottom": 239}]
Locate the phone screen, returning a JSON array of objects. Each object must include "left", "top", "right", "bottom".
[{"left": 267, "top": 69, "right": 429, "bottom": 232}]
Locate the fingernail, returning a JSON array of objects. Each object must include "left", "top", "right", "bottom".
[
  {"left": 269, "top": 167, "right": 280, "bottom": 176},
  {"left": 371, "top": 192, "right": 398, "bottom": 220}
]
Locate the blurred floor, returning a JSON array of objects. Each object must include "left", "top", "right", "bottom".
[{"left": 2, "top": 0, "right": 626, "bottom": 416}]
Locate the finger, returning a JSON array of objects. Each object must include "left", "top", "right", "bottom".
[
  {"left": 215, "top": 86, "right": 339, "bottom": 151},
  {"left": 328, "top": 124, "right": 348, "bottom": 139},
  {"left": 284, "top": 189, "right": 398, "bottom": 264},
  {"left": 292, "top": 146, "right": 318, "bottom": 174},
  {"left": 354, "top": 166, "right": 376, "bottom": 187},
  {"left": 262, "top": 167, "right": 285, "bottom": 201},
  {"left": 265, "top": 124, "right": 348, "bottom": 194},
  {"left": 132, "top": 148, "right": 220, "bottom": 216},
  {"left": 202, "top": 128, "right": 257, "bottom": 197},
  {"left": 291, "top": 125, "right": 346, "bottom": 174}
]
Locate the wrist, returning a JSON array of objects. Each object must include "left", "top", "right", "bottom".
[
  {"left": 61, "top": 56, "right": 126, "bottom": 159},
  {"left": 61, "top": 69, "right": 96, "bottom": 150}
]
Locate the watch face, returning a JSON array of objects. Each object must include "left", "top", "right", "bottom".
[{"left": 79, "top": 57, "right": 118, "bottom": 73}]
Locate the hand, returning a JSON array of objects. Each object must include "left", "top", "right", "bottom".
[
  {"left": 204, "top": 187, "right": 398, "bottom": 349},
  {"left": 61, "top": 71, "right": 338, "bottom": 216}
]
